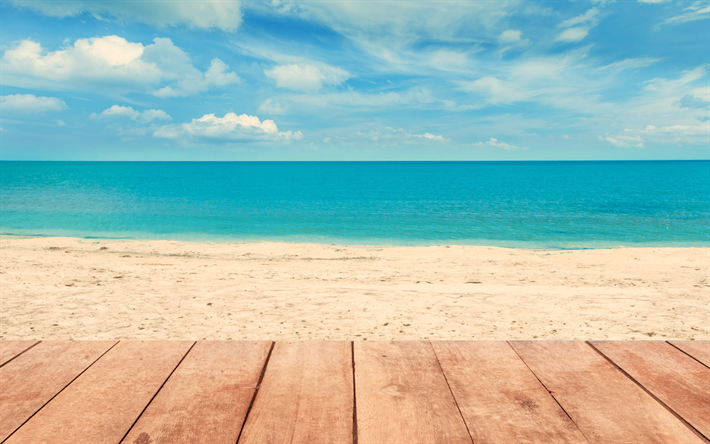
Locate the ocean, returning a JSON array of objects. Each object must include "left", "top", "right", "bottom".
[{"left": 1, "top": 161, "right": 708, "bottom": 248}]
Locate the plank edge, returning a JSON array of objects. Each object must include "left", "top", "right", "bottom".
[
  {"left": 667, "top": 341, "right": 710, "bottom": 370},
  {"left": 118, "top": 341, "right": 198, "bottom": 444},
  {"left": 2, "top": 340, "right": 120, "bottom": 443},
  {"left": 0, "top": 341, "right": 41, "bottom": 368},
  {"left": 429, "top": 341, "right": 476, "bottom": 444},
  {"left": 586, "top": 341, "right": 710, "bottom": 443},
  {"left": 234, "top": 340, "right": 276, "bottom": 444}
]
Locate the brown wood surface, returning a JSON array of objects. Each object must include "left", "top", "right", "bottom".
[
  {"left": 592, "top": 341, "right": 710, "bottom": 439},
  {"left": 0, "top": 341, "right": 40, "bottom": 368},
  {"left": 671, "top": 341, "right": 710, "bottom": 368},
  {"left": 510, "top": 341, "right": 704, "bottom": 444},
  {"left": 354, "top": 341, "right": 472, "bottom": 444},
  {"left": 0, "top": 341, "right": 116, "bottom": 442},
  {"left": 5, "top": 341, "right": 193, "bottom": 444},
  {"left": 122, "top": 341, "right": 272, "bottom": 444},
  {"left": 432, "top": 341, "right": 588, "bottom": 444},
  {"left": 238, "top": 341, "right": 353, "bottom": 444}
]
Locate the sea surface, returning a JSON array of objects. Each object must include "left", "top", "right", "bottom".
[{"left": 1, "top": 161, "right": 708, "bottom": 248}]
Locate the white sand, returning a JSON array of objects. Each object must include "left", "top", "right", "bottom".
[{"left": 1, "top": 236, "right": 707, "bottom": 341}]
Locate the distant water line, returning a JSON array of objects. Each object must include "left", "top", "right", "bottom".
[{"left": 1, "top": 161, "right": 708, "bottom": 248}]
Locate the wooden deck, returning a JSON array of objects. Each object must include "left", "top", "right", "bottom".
[{"left": 1, "top": 340, "right": 708, "bottom": 444}]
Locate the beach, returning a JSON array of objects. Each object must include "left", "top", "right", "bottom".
[{"left": 1, "top": 236, "right": 707, "bottom": 341}]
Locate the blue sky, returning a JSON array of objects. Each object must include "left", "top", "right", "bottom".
[{"left": 1, "top": 0, "right": 708, "bottom": 160}]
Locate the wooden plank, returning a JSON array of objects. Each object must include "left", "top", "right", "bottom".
[
  {"left": 510, "top": 341, "right": 705, "bottom": 444},
  {"left": 0, "top": 341, "right": 116, "bottom": 442},
  {"left": 122, "top": 341, "right": 272, "bottom": 444},
  {"left": 0, "top": 341, "right": 40, "bottom": 367},
  {"left": 354, "top": 341, "right": 472, "bottom": 444},
  {"left": 592, "top": 341, "right": 710, "bottom": 439},
  {"left": 238, "top": 341, "right": 353, "bottom": 444},
  {"left": 5, "top": 341, "right": 193, "bottom": 444},
  {"left": 671, "top": 341, "right": 710, "bottom": 368},
  {"left": 432, "top": 341, "right": 588, "bottom": 444}
]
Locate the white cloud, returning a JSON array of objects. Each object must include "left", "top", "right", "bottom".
[
  {"left": 0, "top": 94, "right": 67, "bottom": 113},
  {"left": 645, "top": 122, "right": 709, "bottom": 144},
  {"left": 90, "top": 105, "right": 171, "bottom": 123},
  {"left": 659, "top": 4, "right": 710, "bottom": 26},
  {"left": 141, "top": 109, "right": 172, "bottom": 122},
  {"left": 499, "top": 30, "right": 523, "bottom": 44},
  {"left": 601, "top": 134, "right": 644, "bottom": 148},
  {"left": 638, "top": 0, "right": 670, "bottom": 3},
  {"left": 264, "top": 63, "right": 350, "bottom": 92},
  {"left": 414, "top": 133, "right": 450, "bottom": 141},
  {"left": 56, "top": 120, "right": 66, "bottom": 126},
  {"left": 92, "top": 105, "right": 140, "bottom": 120},
  {"left": 1, "top": 36, "right": 240, "bottom": 96},
  {"left": 257, "top": 98, "right": 289, "bottom": 115},
  {"left": 154, "top": 112, "right": 303, "bottom": 142},
  {"left": 7, "top": 0, "right": 243, "bottom": 30},
  {"left": 556, "top": 28, "right": 589, "bottom": 43},
  {"left": 602, "top": 121, "right": 710, "bottom": 147},
  {"left": 497, "top": 30, "right": 531, "bottom": 54},
  {"left": 472, "top": 137, "right": 523, "bottom": 150}
]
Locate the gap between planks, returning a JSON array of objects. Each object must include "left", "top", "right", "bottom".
[
  {"left": 233, "top": 341, "right": 276, "bottom": 444},
  {"left": 118, "top": 341, "right": 198, "bottom": 444},
  {"left": 588, "top": 341, "right": 710, "bottom": 443}
]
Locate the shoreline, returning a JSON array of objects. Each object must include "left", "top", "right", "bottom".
[
  {"left": 2, "top": 232, "right": 707, "bottom": 250},
  {"left": 1, "top": 236, "right": 708, "bottom": 341}
]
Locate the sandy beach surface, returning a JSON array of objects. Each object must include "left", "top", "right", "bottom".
[{"left": 1, "top": 236, "right": 707, "bottom": 341}]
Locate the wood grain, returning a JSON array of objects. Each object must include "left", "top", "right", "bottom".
[
  {"left": 5, "top": 341, "right": 193, "bottom": 444},
  {"left": 238, "top": 341, "right": 353, "bottom": 444},
  {"left": 592, "top": 341, "right": 710, "bottom": 439},
  {"left": 0, "top": 341, "right": 40, "bottom": 368},
  {"left": 671, "top": 341, "right": 710, "bottom": 368},
  {"left": 0, "top": 341, "right": 116, "bottom": 442},
  {"left": 354, "top": 341, "right": 472, "bottom": 444},
  {"left": 122, "top": 341, "right": 272, "bottom": 444},
  {"left": 432, "top": 341, "right": 588, "bottom": 444},
  {"left": 510, "top": 341, "right": 704, "bottom": 444}
]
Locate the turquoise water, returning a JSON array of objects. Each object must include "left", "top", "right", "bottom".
[{"left": 1, "top": 161, "right": 708, "bottom": 248}]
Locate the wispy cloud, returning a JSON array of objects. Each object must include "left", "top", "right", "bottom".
[
  {"left": 556, "top": 7, "right": 600, "bottom": 43},
  {"left": 658, "top": 3, "right": 710, "bottom": 26},
  {"left": 7, "top": 0, "right": 243, "bottom": 30},
  {"left": 471, "top": 138, "right": 524, "bottom": 150}
]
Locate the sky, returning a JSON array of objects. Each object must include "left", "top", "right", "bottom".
[{"left": 0, "top": 0, "right": 708, "bottom": 160}]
